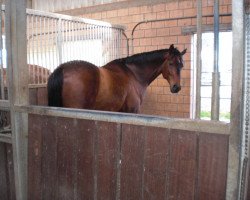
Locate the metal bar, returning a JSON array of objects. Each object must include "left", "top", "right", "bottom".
[
  {"left": 57, "top": 18, "right": 63, "bottom": 65},
  {"left": 15, "top": 105, "right": 230, "bottom": 135},
  {"left": 130, "top": 13, "right": 231, "bottom": 55},
  {"left": 211, "top": 0, "right": 220, "bottom": 120},
  {"left": 226, "top": 0, "right": 244, "bottom": 199},
  {"left": 242, "top": 14, "right": 250, "bottom": 200},
  {"left": 5, "top": 0, "right": 28, "bottom": 200},
  {"left": 0, "top": 6, "right": 4, "bottom": 100},
  {"left": 0, "top": 133, "right": 12, "bottom": 144},
  {"left": 195, "top": 0, "right": 202, "bottom": 119}
]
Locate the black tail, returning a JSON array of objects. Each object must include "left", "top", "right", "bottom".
[{"left": 47, "top": 66, "right": 64, "bottom": 107}]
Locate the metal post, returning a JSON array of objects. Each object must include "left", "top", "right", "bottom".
[
  {"left": 211, "top": 0, "right": 220, "bottom": 120},
  {"left": 226, "top": 0, "right": 244, "bottom": 199},
  {"left": 195, "top": 0, "right": 202, "bottom": 119},
  {"left": 57, "top": 18, "right": 63, "bottom": 65},
  {"left": 5, "top": 0, "right": 28, "bottom": 200}
]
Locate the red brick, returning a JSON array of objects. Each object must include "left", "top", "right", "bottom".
[
  {"left": 158, "top": 94, "right": 171, "bottom": 103},
  {"left": 144, "top": 13, "right": 157, "bottom": 20},
  {"left": 140, "top": 5, "right": 153, "bottom": 14},
  {"left": 169, "top": 27, "right": 182, "bottom": 36},
  {"left": 157, "top": 28, "right": 170, "bottom": 37},
  {"left": 133, "top": 30, "right": 145, "bottom": 39},
  {"left": 178, "top": 35, "right": 191, "bottom": 44},
  {"left": 165, "top": 104, "right": 178, "bottom": 112},
  {"left": 202, "top": 6, "right": 213, "bottom": 15},
  {"left": 178, "top": 1, "right": 194, "bottom": 9},
  {"left": 129, "top": 7, "right": 140, "bottom": 15},
  {"left": 152, "top": 21, "right": 165, "bottom": 28},
  {"left": 169, "top": 10, "right": 184, "bottom": 18},
  {"left": 144, "top": 29, "right": 157, "bottom": 37},
  {"left": 140, "top": 38, "right": 152, "bottom": 46},
  {"left": 157, "top": 78, "right": 168, "bottom": 86},
  {"left": 171, "top": 95, "right": 184, "bottom": 104},
  {"left": 145, "top": 46, "right": 157, "bottom": 51},
  {"left": 221, "top": 16, "right": 232, "bottom": 24},
  {"left": 165, "top": 20, "right": 178, "bottom": 27},
  {"left": 165, "top": 2, "right": 178, "bottom": 10},
  {"left": 132, "top": 14, "right": 144, "bottom": 23},
  {"left": 151, "top": 86, "right": 164, "bottom": 94},
  {"left": 220, "top": 5, "right": 228, "bottom": 14},
  {"left": 117, "top": 8, "right": 128, "bottom": 17},
  {"left": 107, "top": 10, "right": 117, "bottom": 18},
  {"left": 153, "top": 4, "right": 166, "bottom": 12},
  {"left": 178, "top": 18, "right": 192, "bottom": 26},
  {"left": 183, "top": 8, "right": 196, "bottom": 17},
  {"left": 177, "top": 104, "right": 190, "bottom": 112},
  {"left": 157, "top": 11, "right": 170, "bottom": 20}
]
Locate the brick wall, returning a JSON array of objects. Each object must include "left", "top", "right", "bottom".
[{"left": 76, "top": 0, "right": 232, "bottom": 118}]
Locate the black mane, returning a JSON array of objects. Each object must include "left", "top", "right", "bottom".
[{"left": 112, "top": 47, "right": 182, "bottom": 66}]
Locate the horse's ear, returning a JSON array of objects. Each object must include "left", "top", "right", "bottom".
[
  {"left": 169, "top": 44, "right": 174, "bottom": 50},
  {"left": 181, "top": 48, "right": 187, "bottom": 55}
]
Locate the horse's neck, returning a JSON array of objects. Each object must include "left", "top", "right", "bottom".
[{"left": 126, "top": 63, "right": 162, "bottom": 86}]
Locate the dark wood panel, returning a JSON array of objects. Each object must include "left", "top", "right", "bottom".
[
  {"left": 120, "top": 124, "right": 145, "bottom": 200},
  {"left": 37, "top": 87, "right": 47, "bottom": 106},
  {"left": 76, "top": 119, "right": 96, "bottom": 199},
  {"left": 41, "top": 116, "right": 58, "bottom": 200},
  {"left": 96, "top": 121, "right": 120, "bottom": 200},
  {"left": 28, "top": 114, "right": 43, "bottom": 200},
  {"left": 0, "top": 143, "right": 8, "bottom": 200},
  {"left": 29, "top": 88, "right": 37, "bottom": 105},
  {"left": 56, "top": 117, "right": 77, "bottom": 200},
  {"left": 197, "top": 133, "right": 229, "bottom": 200},
  {"left": 6, "top": 144, "right": 16, "bottom": 200},
  {"left": 143, "top": 127, "right": 170, "bottom": 200},
  {"left": 168, "top": 129, "right": 197, "bottom": 200}
]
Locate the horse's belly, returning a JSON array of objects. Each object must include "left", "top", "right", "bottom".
[{"left": 94, "top": 69, "right": 126, "bottom": 111}]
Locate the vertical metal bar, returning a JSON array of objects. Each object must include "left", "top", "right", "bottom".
[
  {"left": 211, "top": 0, "right": 220, "bottom": 120},
  {"left": 226, "top": 0, "right": 244, "bottom": 199},
  {"left": 32, "top": 15, "right": 35, "bottom": 84},
  {"left": 39, "top": 16, "right": 42, "bottom": 84},
  {"left": 48, "top": 17, "right": 51, "bottom": 71},
  {"left": 43, "top": 16, "right": 46, "bottom": 83},
  {"left": 5, "top": 0, "right": 28, "bottom": 199},
  {"left": 57, "top": 18, "right": 62, "bottom": 65},
  {"left": 27, "top": 15, "right": 30, "bottom": 84},
  {"left": 35, "top": 16, "right": 39, "bottom": 84},
  {"left": 195, "top": 0, "right": 202, "bottom": 119},
  {"left": 0, "top": 5, "right": 4, "bottom": 99}
]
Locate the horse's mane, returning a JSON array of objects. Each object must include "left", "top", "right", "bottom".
[{"left": 112, "top": 47, "right": 182, "bottom": 66}]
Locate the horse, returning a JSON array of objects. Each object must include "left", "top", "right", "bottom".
[{"left": 47, "top": 44, "right": 186, "bottom": 113}]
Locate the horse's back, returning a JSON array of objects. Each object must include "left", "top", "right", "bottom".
[{"left": 62, "top": 61, "right": 100, "bottom": 108}]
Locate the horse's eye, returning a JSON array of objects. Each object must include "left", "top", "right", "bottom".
[{"left": 169, "top": 62, "right": 173, "bottom": 66}]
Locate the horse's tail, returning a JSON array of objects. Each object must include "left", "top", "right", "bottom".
[{"left": 47, "top": 66, "right": 64, "bottom": 107}]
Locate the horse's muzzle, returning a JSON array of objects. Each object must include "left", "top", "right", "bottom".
[{"left": 171, "top": 84, "right": 181, "bottom": 93}]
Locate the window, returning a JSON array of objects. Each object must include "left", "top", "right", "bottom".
[{"left": 192, "top": 32, "right": 232, "bottom": 121}]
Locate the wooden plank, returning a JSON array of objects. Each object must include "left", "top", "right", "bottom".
[
  {"left": 28, "top": 114, "right": 43, "bottom": 200},
  {"left": 41, "top": 116, "right": 58, "bottom": 200},
  {"left": 120, "top": 124, "right": 145, "bottom": 200},
  {"left": 29, "top": 88, "right": 37, "bottom": 105},
  {"left": 6, "top": 144, "right": 16, "bottom": 200},
  {"left": 0, "top": 143, "right": 8, "bottom": 200},
  {"left": 76, "top": 119, "right": 96, "bottom": 199},
  {"left": 56, "top": 117, "right": 77, "bottom": 200},
  {"left": 143, "top": 127, "right": 170, "bottom": 200},
  {"left": 37, "top": 87, "right": 47, "bottom": 106},
  {"left": 96, "top": 121, "right": 120, "bottom": 200},
  {"left": 167, "top": 129, "right": 197, "bottom": 200},
  {"left": 197, "top": 133, "right": 229, "bottom": 200}
]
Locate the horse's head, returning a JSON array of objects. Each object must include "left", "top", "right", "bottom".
[{"left": 162, "top": 44, "right": 186, "bottom": 93}]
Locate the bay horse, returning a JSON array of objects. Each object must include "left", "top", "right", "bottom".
[{"left": 47, "top": 44, "right": 186, "bottom": 113}]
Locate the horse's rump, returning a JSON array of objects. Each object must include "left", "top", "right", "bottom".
[{"left": 47, "top": 61, "right": 100, "bottom": 108}]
